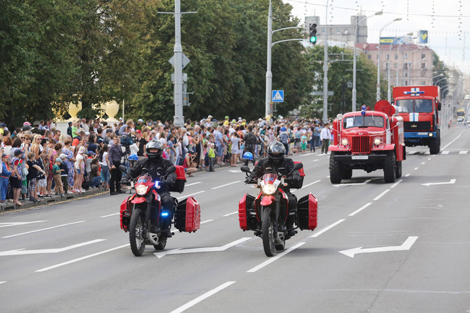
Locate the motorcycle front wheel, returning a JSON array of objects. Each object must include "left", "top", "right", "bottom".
[
  {"left": 129, "top": 208, "right": 146, "bottom": 256},
  {"left": 261, "top": 207, "right": 275, "bottom": 257}
]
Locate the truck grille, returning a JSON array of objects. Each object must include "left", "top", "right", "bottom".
[
  {"left": 351, "top": 136, "right": 370, "bottom": 154},
  {"left": 404, "top": 121, "right": 431, "bottom": 131}
]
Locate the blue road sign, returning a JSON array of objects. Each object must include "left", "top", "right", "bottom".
[
  {"left": 419, "top": 30, "right": 428, "bottom": 44},
  {"left": 272, "top": 90, "right": 284, "bottom": 102}
]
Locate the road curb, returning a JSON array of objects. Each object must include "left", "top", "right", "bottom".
[{"left": 0, "top": 188, "right": 107, "bottom": 215}]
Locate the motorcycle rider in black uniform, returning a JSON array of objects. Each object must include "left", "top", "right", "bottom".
[
  {"left": 122, "top": 140, "right": 177, "bottom": 236},
  {"left": 245, "top": 141, "right": 301, "bottom": 237}
]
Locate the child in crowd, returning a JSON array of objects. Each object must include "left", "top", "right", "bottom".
[
  {"left": 301, "top": 133, "right": 307, "bottom": 154},
  {"left": 208, "top": 143, "right": 216, "bottom": 172},
  {"left": 1, "top": 153, "right": 11, "bottom": 203},
  {"left": 27, "top": 152, "right": 44, "bottom": 202},
  {"left": 59, "top": 154, "right": 69, "bottom": 194},
  {"left": 52, "top": 158, "right": 65, "bottom": 197}
]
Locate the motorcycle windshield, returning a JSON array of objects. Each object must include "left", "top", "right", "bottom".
[
  {"left": 263, "top": 173, "right": 278, "bottom": 185},
  {"left": 137, "top": 175, "right": 152, "bottom": 184}
]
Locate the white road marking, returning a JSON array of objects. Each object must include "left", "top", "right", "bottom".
[
  {"left": 312, "top": 159, "right": 319, "bottom": 162},
  {"left": 247, "top": 242, "right": 306, "bottom": 273},
  {"left": 155, "top": 238, "right": 252, "bottom": 258},
  {"left": 349, "top": 203, "right": 372, "bottom": 217},
  {"left": 459, "top": 151, "right": 468, "bottom": 155},
  {"left": 169, "top": 281, "right": 236, "bottom": 313},
  {"left": 0, "top": 281, "right": 6, "bottom": 285},
  {"left": 0, "top": 221, "right": 46, "bottom": 228},
  {"left": 2, "top": 221, "right": 85, "bottom": 239},
  {"left": 299, "top": 153, "right": 315, "bottom": 157},
  {"left": 405, "top": 174, "right": 411, "bottom": 177},
  {"left": 212, "top": 181, "right": 240, "bottom": 190},
  {"left": 333, "top": 179, "right": 376, "bottom": 187},
  {"left": 428, "top": 158, "right": 431, "bottom": 160},
  {"left": 441, "top": 131, "right": 465, "bottom": 150},
  {"left": 422, "top": 179, "right": 456, "bottom": 187},
  {"left": 311, "top": 219, "right": 345, "bottom": 238},
  {"left": 100, "top": 213, "right": 119, "bottom": 218},
  {"left": 302, "top": 180, "right": 321, "bottom": 189},
  {"left": 373, "top": 189, "right": 390, "bottom": 201},
  {"left": 229, "top": 170, "right": 241, "bottom": 173},
  {"left": 186, "top": 182, "right": 202, "bottom": 187},
  {"left": 441, "top": 151, "right": 450, "bottom": 155},
  {"left": 200, "top": 219, "right": 214, "bottom": 224},
  {"left": 339, "top": 236, "right": 419, "bottom": 258},
  {"left": 177, "top": 191, "right": 205, "bottom": 200},
  {"left": 36, "top": 244, "right": 129, "bottom": 272},
  {"left": 414, "top": 167, "right": 419, "bottom": 170},
  {"left": 0, "top": 239, "right": 105, "bottom": 256},
  {"left": 326, "top": 175, "right": 330, "bottom": 178},
  {"left": 421, "top": 162, "right": 426, "bottom": 165},
  {"left": 223, "top": 211, "right": 238, "bottom": 217},
  {"left": 390, "top": 179, "right": 403, "bottom": 189}
]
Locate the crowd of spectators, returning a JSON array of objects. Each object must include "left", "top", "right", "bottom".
[{"left": 0, "top": 114, "right": 333, "bottom": 201}]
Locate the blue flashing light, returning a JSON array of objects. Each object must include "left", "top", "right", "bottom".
[
  {"left": 155, "top": 181, "right": 161, "bottom": 189},
  {"left": 161, "top": 211, "right": 169, "bottom": 217},
  {"left": 361, "top": 105, "right": 366, "bottom": 116},
  {"left": 403, "top": 91, "right": 425, "bottom": 95}
]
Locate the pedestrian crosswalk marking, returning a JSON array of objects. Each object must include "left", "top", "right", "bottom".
[
  {"left": 459, "top": 151, "right": 468, "bottom": 154},
  {"left": 441, "top": 151, "right": 450, "bottom": 154}
]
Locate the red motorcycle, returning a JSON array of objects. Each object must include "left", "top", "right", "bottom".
[
  {"left": 239, "top": 162, "right": 318, "bottom": 257},
  {"left": 119, "top": 165, "right": 200, "bottom": 256}
]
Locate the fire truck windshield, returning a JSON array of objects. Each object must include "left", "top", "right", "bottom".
[
  {"left": 343, "top": 115, "right": 384, "bottom": 129},
  {"left": 396, "top": 99, "right": 433, "bottom": 113}
]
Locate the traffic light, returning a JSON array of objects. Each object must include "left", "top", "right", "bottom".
[{"left": 309, "top": 23, "right": 317, "bottom": 45}]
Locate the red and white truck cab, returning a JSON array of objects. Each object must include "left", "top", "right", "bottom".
[
  {"left": 328, "top": 100, "right": 405, "bottom": 184},
  {"left": 393, "top": 86, "right": 441, "bottom": 154}
]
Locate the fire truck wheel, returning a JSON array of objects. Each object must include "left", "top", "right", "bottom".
[
  {"left": 383, "top": 152, "right": 396, "bottom": 183},
  {"left": 429, "top": 138, "right": 440, "bottom": 155},
  {"left": 341, "top": 169, "right": 353, "bottom": 180},
  {"left": 396, "top": 161, "right": 402, "bottom": 179},
  {"left": 329, "top": 153, "right": 342, "bottom": 184}
]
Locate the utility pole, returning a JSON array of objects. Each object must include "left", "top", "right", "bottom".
[
  {"left": 159, "top": 1, "right": 196, "bottom": 127},
  {"left": 322, "top": 0, "right": 329, "bottom": 123},
  {"left": 265, "top": 0, "right": 273, "bottom": 117}
]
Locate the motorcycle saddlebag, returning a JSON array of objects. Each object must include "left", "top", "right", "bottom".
[
  {"left": 169, "top": 165, "right": 186, "bottom": 193},
  {"left": 297, "top": 193, "right": 318, "bottom": 231},
  {"left": 120, "top": 195, "right": 134, "bottom": 232},
  {"left": 238, "top": 193, "right": 257, "bottom": 231},
  {"left": 175, "top": 196, "right": 201, "bottom": 232},
  {"left": 290, "top": 161, "right": 305, "bottom": 189}
]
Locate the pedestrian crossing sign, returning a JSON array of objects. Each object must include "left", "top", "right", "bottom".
[{"left": 272, "top": 90, "right": 284, "bottom": 102}]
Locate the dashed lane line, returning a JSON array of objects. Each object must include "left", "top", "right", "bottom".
[
  {"left": 177, "top": 191, "right": 205, "bottom": 200},
  {"left": 2, "top": 221, "right": 85, "bottom": 239},
  {"left": 223, "top": 211, "right": 238, "bottom": 217},
  {"left": 200, "top": 219, "right": 214, "bottom": 224},
  {"left": 186, "top": 182, "right": 202, "bottom": 187},
  {"left": 100, "top": 213, "right": 119, "bottom": 218},
  {"left": 247, "top": 242, "right": 306, "bottom": 273},
  {"left": 169, "top": 281, "right": 236, "bottom": 313},
  {"left": 373, "top": 189, "right": 390, "bottom": 201},
  {"left": 311, "top": 219, "right": 345, "bottom": 238},
  {"left": 390, "top": 179, "right": 403, "bottom": 189},
  {"left": 212, "top": 181, "right": 240, "bottom": 190},
  {"left": 349, "top": 203, "right": 372, "bottom": 217}
]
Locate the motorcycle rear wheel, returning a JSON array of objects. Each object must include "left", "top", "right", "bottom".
[
  {"left": 129, "top": 208, "right": 146, "bottom": 256},
  {"left": 261, "top": 207, "right": 275, "bottom": 257},
  {"left": 153, "top": 237, "right": 167, "bottom": 251}
]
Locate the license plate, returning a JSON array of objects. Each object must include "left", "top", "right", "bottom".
[{"left": 352, "top": 155, "right": 368, "bottom": 160}]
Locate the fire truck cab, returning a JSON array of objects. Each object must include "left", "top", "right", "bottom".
[
  {"left": 393, "top": 86, "right": 441, "bottom": 154},
  {"left": 329, "top": 101, "right": 405, "bottom": 184}
]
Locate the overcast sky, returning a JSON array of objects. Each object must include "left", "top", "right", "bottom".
[{"left": 284, "top": 0, "right": 470, "bottom": 75}]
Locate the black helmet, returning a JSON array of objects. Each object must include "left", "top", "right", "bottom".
[
  {"left": 267, "top": 141, "right": 285, "bottom": 162},
  {"left": 146, "top": 140, "right": 163, "bottom": 159}
]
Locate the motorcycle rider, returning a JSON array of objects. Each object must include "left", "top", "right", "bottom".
[
  {"left": 245, "top": 141, "right": 301, "bottom": 237},
  {"left": 122, "top": 140, "right": 177, "bottom": 236}
]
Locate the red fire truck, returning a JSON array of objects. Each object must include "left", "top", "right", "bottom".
[
  {"left": 392, "top": 86, "right": 441, "bottom": 154},
  {"left": 329, "top": 100, "right": 405, "bottom": 184}
]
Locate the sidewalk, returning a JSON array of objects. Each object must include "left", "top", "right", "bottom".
[{"left": 0, "top": 188, "right": 107, "bottom": 213}]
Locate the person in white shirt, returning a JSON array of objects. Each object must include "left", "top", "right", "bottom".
[{"left": 320, "top": 123, "right": 332, "bottom": 154}]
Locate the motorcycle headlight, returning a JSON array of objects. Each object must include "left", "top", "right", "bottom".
[
  {"left": 341, "top": 138, "right": 349, "bottom": 146},
  {"left": 136, "top": 185, "right": 149, "bottom": 195},
  {"left": 262, "top": 184, "right": 277, "bottom": 195},
  {"left": 374, "top": 137, "right": 382, "bottom": 145}
]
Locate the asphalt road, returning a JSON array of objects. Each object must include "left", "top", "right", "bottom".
[{"left": 1, "top": 127, "right": 470, "bottom": 313}]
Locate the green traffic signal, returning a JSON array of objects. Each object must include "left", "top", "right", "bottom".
[
  {"left": 309, "top": 36, "right": 317, "bottom": 43},
  {"left": 309, "top": 23, "right": 317, "bottom": 45}
]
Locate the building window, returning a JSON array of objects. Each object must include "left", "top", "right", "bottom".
[
  {"left": 421, "top": 54, "right": 425, "bottom": 59},
  {"left": 421, "top": 71, "right": 426, "bottom": 77},
  {"left": 404, "top": 54, "right": 408, "bottom": 59},
  {"left": 405, "top": 81, "right": 408, "bottom": 86},
  {"left": 421, "top": 63, "right": 426, "bottom": 69},
  {"left": 405, "top": 72, "right": 408, "bottom": 77},
  {"left": 386, "top": 54, "right": 389, "bottom": 60},
  {"left": 421, "top": 81, "right": 426, "bottom": 85},
  {"left": 404, "top": 63, "right": 408, "bottom": 70},
  {"left": 395, "top": 54, "right": 398, "bottom": 60},
  {"left": 337, "top": 28, "right": 340, "bottom": 34},
  {"left": 385, "top": 63, "right": 389, "bottom": 69},
  {"left": 368, "top": 55, "right": 371, "bottom": 60}
]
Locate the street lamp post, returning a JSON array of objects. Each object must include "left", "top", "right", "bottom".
[
  {"left": 377, "top": 18, "right": 402, "bottom": 102},
  {"left": 265, "top": 0, "right": 273, "bottom": 117},
  {"left": 408, "top": 57, "right": 425, "bottom": 86},
  {"left": 353, "top": 11, "right": 382, "bottom": 111}
]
